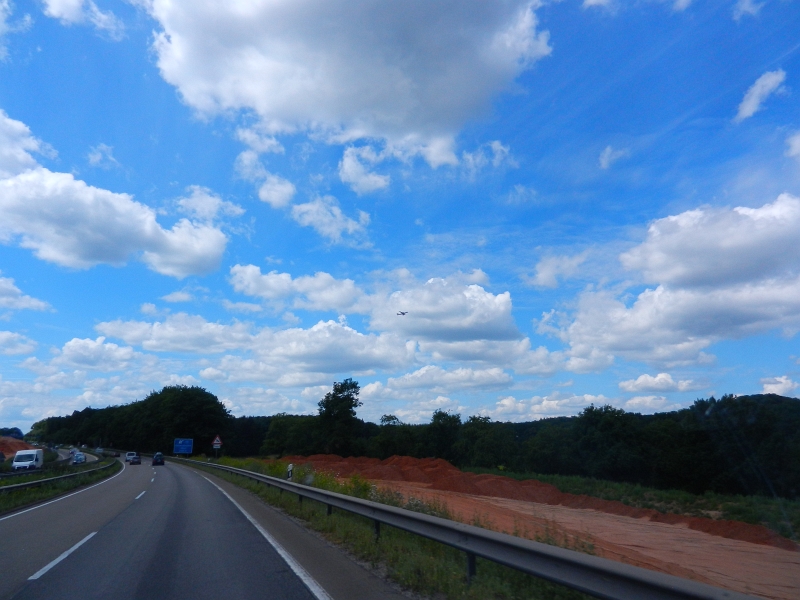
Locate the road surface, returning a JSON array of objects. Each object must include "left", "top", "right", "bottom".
[{"left": 0, "top": 459, "right": 405, "bottom": 600}]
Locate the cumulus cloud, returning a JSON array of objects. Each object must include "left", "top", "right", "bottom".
[
  {"left": 52, "top": 337, "right": 137, "bottom": 371},
  {"left": 42, "top": 0, "right": 124, "bottom": 40},
  {"left": 144, "top": 1, "right": 550, "bottom": 165},
  {"left": 543, "top": 195, "right": 800, "bottom": 366},
  {"left": 161, "top": 291, "right": 192, "bottom": 303},
  {"left": 0, "top": 274, "right": 49, "bottom": 311},
  {"left": 624, "top": 395, "right": 681, "bottom": 413},
  {"left": 369, "top": 272, "right": 519, "bottom": 342},
  {"left": 485, "top": 391, "right": 608, "bottom": 421},
  {"left": 598, "top": 145, "right": 629, "bottom": 169},
  {"left": 291, "top": 196, "right": 370, "bottom": 245},
  {"left": 734, "top": 70, "right": 785, "bottom": 123},
  {"left": 760, "top": 375, "right": 798, "bottom": 396},
  {"left": 338, "top": 146, "right": 390, "bottom": 195},
  {"left": 386, "top": 366, "right": 512, "bottom": 393},
  {"left": 0, "top": 110, "right": 230, "bottom": 279},
  {"left": 0, "top": 1, "right": 32, "bottom": 60},
  {"left": 619, "top": 372, "right": 699, "bottom": 392},
  {"left": 0, "top": 331, "right": 36, "bottom": 355},
  {"left": 177, "top": 185, "right": 244, "bottom": 222},
  {"left": 229, "top": 264, "right": 364, "bottom": 313},
  {"left": 234, "top": 151, "right": 295, "bottom": 208},
  {"left": 527, "top": 252, "right": 587, "bottom": 288}
]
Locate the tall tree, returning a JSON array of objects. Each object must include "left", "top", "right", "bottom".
[{"left": 318, "top": 379, "right": 362, "bottom": 456}]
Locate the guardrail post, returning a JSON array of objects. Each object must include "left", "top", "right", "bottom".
[
  {"left": 298, "top": 494, "right": 303, "bottom": 505},
  {"left": 327, "top": 504, "right": 332, "bottom": 516},
  {"left": 374, "top": 519, "right": 381, "bottom": 541},
  {"left": 466, "top": 551, "right": 476, "bottom": 584}
]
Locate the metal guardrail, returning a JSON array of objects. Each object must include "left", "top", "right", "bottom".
[
  {"left": 0, "top": 460, "right": 117, "bottom": 493},
  {"left": 171, "top": 457, "right": 757, "bottom": 600}
]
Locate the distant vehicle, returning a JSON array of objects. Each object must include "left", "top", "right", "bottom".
[
  {"left": 129, "top": 455, "right": 141, "bottom": 465},
  {"left": 73, "top": 452, "right": 86, "bottom": 465},
  {"left": 95, "top": 447, "right": 103, "bottom": 453},
  {"left": 12, "top": 449, "right": 44, "bottom": 471},
  {"left": 151, "top": 452, "right": 164, "bottom": 466},
  {"left": 69, "top": 448, "right": 76, "bottom": 456},
  {"left": 125, "top": 452, "right": 137, "bottom": 462},
  {"left": 113, "top": 451, "right": 120, "bottom": 457}
]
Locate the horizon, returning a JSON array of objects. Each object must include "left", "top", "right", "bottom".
[{"left": 1, "top": 0, "right": 799, "bottom": 432}]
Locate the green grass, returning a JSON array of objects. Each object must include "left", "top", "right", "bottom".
[
  {"left": 464, "top": 467, "right": 800, "bottom": 542},
  {"left": 0, "top": 460, "right": 122, "bottom": 515},
  {"left": 0, "top": 457, "right": 116, "bottom": 488},
  {"left": 187, "top": 457, "right": 591, "bottom": 600}
]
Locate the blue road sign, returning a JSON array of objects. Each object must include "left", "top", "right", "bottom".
[{"left": 173, "top": 438, "right": 193, "bottom": 454}]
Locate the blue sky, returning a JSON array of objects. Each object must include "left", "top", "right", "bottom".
[{"left": 1, "top": 0, "right": 799, "bottom": 431}]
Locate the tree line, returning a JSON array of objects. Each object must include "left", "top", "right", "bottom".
[{"left": 27, "top": 382, "right": 800, "bottom": 499}]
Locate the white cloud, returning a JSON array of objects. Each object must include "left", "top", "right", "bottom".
[
  {"left": 42, "top": 0, "right": 124, "bottom": 40},
  {"left": 52, "top": 337, "right": 137, "bottom": 371},
  {"left": 672, "top": 0, "right": 692, "bottom": 11},
  {"left": 369, "top": 273, "right": 519, "bottom": 342},
  {"left": 619, "top": 372, "right": 699, "bottom": 392},
  {"left": 222, "top": 300, "right": 263, "bottom": 313},
  {"left": 177, "top": 185, "right": 244, "bottom": 222},
  {"left": 229, "top": 264, "right": 364, "bottom": 313},
  {"left": 96, "top": 313, "right": 253, "bottom": 353},
  {"left": 259, "top": 174, "right": 296, "bottom": 209},
  {"left": 0, "top": 274, "right": 49, "bottom": 310},
  {"left": 87, "top": 143, "right": 119, "bottom": 168},
  {"left": 461, "top": 141, "right": 516, "bottom": 179},
  {"left": 0, "top": 1, "right": 32, "bottom": 61},
  {"left": 161, "top": 291, "right": 192, "bottom": 303},
  {"left": 0, "top": 331, "right": 36, "bottom": 355},
  {"left": 621, "top": 194, "right": 800, "bottom": 288},
  {"left": 528, "top": 252, "right": 587, "bottom": 288},
  {"left": 786, "top": 132, "right": 800, "bottom": 163},
  {"left": 0, "top": 111, "right": 230, "bottom": 279},
  {"left": 386, "top": 366, "right": 512, "bottom": 393},
  {"left": 235, "top": 127, "right": 283, "bottom": 154},
  {"left": 291, "top": 196, "right": 370, "bottom": 245},
  {"left": 145, "top": 1, "right": 550, "bottom": 166},
  {"left": 583, "top": 0, "right": 614, "bottom": 9},
  {"left": 484, "top": 391, "right": 608, "bottom": 422},
  {"left": 338, "top": 146, "right": 390, "bottom": 195},
  {"left": 624, "top": 395, "right": 681, "bottom": 413},
  {"left": 545, "top": 195, "right": 800, "bottom": 366},
  {"left": 598, "top": 145, "right": 629, "bottom": 169},
  {"left": 733, "top": 0, "right": 764, "bottom": 20},
  {"left": 760, "top": 375, "right": 798, "bottom": 396},
  {"left": 734, "top": 70, "right": 785, "bottom": 123}
]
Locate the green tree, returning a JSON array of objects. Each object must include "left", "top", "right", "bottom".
[{"left": 318, "top": 379, "right": 362, "bottom": 456}]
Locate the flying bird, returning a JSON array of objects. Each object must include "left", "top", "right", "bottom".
[{"left": 397, "top": 311, "right": 408, "bottom": 316}]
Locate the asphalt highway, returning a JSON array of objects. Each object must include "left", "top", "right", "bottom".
[{"left": 0, "top": 459, "right": 405, "bottom": 600}]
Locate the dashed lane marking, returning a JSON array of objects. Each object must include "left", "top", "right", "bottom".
[
  {"left": 28, "top": 532, "right": 97, "bottom": 580},
  {"left": 135, "top": 491, "right": 146, "bottom": 500}
]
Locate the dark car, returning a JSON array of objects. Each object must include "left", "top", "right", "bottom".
[
  {"left": 151, "top": 452, "right": 164, "bottom": 466},
  {"left": 129, "top": 455, "right": 141, "bottom": 465}
]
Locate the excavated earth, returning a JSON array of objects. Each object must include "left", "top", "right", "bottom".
[
  {"left": 281, "top": 454, "right": 800, "bottom": 600},
  {"left": 0, "top": 436, "right": 33, "bottom": 459}
]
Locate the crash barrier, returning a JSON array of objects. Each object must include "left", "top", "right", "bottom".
[
  {"left": 0, "top": 459, "right": 117, "bottom": 493},
  {"left": 170, "top": 457, "right": 757, "bottom": 600}
]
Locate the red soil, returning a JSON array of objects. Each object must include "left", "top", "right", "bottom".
[
  {"left": 282, "top": 454, "right": 797, "bottom": 552},
  {"left": 0, "top": 436, "right": 33, "bottom": 459}
]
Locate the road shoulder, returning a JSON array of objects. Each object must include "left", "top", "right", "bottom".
[{"left": 184, "top": 465, "right": 411, "bottom": 600}]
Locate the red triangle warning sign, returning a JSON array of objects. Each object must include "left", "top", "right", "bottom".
[{"left": 212, "top": 435, "right": 222, "bottom": 446}]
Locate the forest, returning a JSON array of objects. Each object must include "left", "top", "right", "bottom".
[{"left": 26, "top": 381, "right": 800, "bottom": 500}]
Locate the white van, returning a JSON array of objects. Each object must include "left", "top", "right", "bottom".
[{"left": 12, "top": 449, "right": 44, "bottom": 471}]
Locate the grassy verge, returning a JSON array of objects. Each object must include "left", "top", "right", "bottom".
[
  {"left": 186, "top": 457, "right": 591, "bottom": 600},
  {"left": 464, "top": 467, "right": 800, "bottom": 542},
  {"left": 0, "top": 459, "right": 122, "bottom": 515},
  {"left": 0, "top": 456, "right": 116, "bottom": 487}
]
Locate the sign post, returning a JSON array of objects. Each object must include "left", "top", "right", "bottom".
[
  {"left": 173, "top": 438, "right": 193, "bottom": 456},
  {"left": 212, "top": 435, "right": 222, "bottom": 459}
]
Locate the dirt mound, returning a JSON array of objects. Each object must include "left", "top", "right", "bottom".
[
  {"left": 0, "top": 436, "right": 33, "bottom": 459},
  {"left": 284, "top": 453, "right": 798, "bottom": 552}
]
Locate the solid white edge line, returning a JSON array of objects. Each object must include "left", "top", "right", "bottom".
[
  {"left": 28, "top": 531, "right": 97, "bottom": 580},
  {"left": 135, "top": 491, "right": 146, "bottom": 500},
  {"left": 201, "top": 475, "right": 333, "bottom": 600},
  {"left": 0, "top": 460, "right": 126, "bottom": 522}
]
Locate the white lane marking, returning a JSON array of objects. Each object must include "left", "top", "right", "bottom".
[
  {"left": 28, "top": 532, "right": 96, "bottom": 580},
  {"left": 135, "top": 491, "right": 146, "bottom": 500},
  {"left": 201, "top": 476, "right": 333, "bottom": 600},
  {"left": 151, "top": 478, "right": 154, "bottom": 482},
  {"left": 0, "top": 461, "right": 126, "bottom": 523}
]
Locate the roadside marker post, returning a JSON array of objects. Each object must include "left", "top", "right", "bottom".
[{"left": 212, "top": 435, "right": 222, "bottom": 459}]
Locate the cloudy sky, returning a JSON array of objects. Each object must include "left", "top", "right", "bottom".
[{"left": 0, "top": 0, "right": 798, "bottom": 431}]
